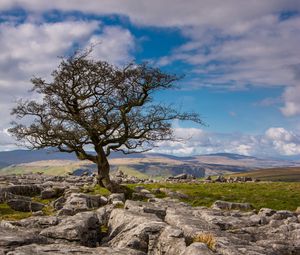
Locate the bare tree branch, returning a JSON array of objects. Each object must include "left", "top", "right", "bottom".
[{"left": 9, "top": 48, "right": 204, "bottom": 191}]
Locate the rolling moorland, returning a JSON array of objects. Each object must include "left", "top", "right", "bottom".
[
  {"left": 1, "top": 149, "right": 300, "bottom": 180},
  {"left": 229, "top": 167, "right": 300, "bottom": 182}
]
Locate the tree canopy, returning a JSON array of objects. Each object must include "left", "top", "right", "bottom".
[{"left": 9, "top": 49, "right": 204, "bottom": 191}]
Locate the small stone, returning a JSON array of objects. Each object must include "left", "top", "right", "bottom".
[
  {"left": 215, "top": 175, "right": 226, "bottom": 182},
  {"left": 205, "top": 176, "right": 212, "bottom": 181},
  {"left": 108, "top": 193, "right": 125, "bottom": 203},
  {"left": 271, "top": 210, "right": 295, "bottom": 220},
  {"left": 173, "top": 173, "right": 188, "bottom": 180},
  {"left": 112, "top": 200, "right": 124, "bottom": 207},
  {"left": 139, "top": 189, "right": 151, "bottom": 194},
  {"left": 32, "top": 210, "right": 44, "bottom": 216}
]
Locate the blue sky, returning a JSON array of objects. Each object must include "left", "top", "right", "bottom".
[{"left": 0, "top": 1, "right": 300, "bottom": 158}]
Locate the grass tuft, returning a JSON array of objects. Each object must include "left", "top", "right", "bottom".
[
  {"left": 193, "top": 233, "right": 216, "bottom": 250},
  {"left": 86, "top": 184, "right": 111, "bottom": 196}
]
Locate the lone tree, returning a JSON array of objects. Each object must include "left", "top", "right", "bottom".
[{"left": 9, "top": 50, "right": 203, "bottom": 191}]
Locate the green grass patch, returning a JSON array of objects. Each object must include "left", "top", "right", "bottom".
[
  {"left": 32, "top": 197, "right": 54, "bottom": 205},
  {"left": 154, "top": 192, "right": 167, "bottom": 199},
  {"left": 126, "top": 182, "right": 300, "bottom": 211},
  {"left": 87, "top": 184, "right": 111, "bottom": 196},
  {"left": 31, "top": 197, "right": 55, "bottom": 216},
  {"left": 42, "top": 205, "right": 55, "bottom": 216},
  {"left": 0, "top": 203, "right": 32, "bottom": 221}
]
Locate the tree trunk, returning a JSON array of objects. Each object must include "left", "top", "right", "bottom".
[
  {"left": 96, "top": 150, "right": 122, "bottom": 193},
  {"left": 97, "top": 158, "right": 114, "bottom": 191}
]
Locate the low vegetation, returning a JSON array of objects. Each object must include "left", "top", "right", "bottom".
[
  {"left": 0, "top": 196, "right": 57, "bottom": 220},
  {"left": 0, "top": 203, "right": 32, "bottom": 221},
  {"left": 2, "top": 181, "right": 300, "bottom": 221},
  {"left": 126, "top": 182, "right": 300, "bottom": 211},
  {"left": 229, "top": 167, "right": 300, "bottom": 182}
]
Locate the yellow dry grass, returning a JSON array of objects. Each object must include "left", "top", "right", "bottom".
[{"left": 193, "top": 232, "right": 216, "bottom": 250}]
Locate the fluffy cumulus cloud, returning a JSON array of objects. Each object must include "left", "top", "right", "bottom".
[
  {"left": 265, "top": 127, "right": 300, "bottom": 155},
  {"left": 152, "top": 127, "right": 300, "bottom": 157},
  {"left": 281, "top": 85, "right": 300, "bottom": 116},
  {"left": 88, "top": 26, "right": 135, "bottom": 65},
  {"left": 0, "top": 19, "right": 135, "bottom": 150},
  {"left": 0, "top": 21, "right": 99, "bottom": 87},
  {"left": 0, "top": 21, "right": 99, "bottom": 130},
  {"left": 0, "top": 21, "right": 135, "bottom": 94}
]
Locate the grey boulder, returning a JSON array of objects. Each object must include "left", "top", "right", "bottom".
[
  {"left": 0, "top": 227, "right": 48, "bottom": 250},
  {"left": 7, "top": 199, "right": 44, "bottom": 212},
  {"left": 58, "top": 193, "right": 107, "bottom": 215},
  {"left": 107, "top": 208, "right": 166, "bottom": 253},
  {"left": 40, "top": 211, "right": 100, "bottom": 247},
  {"left": 41, "top": 187, "right": 64, "bottom": 199},
  {"left": 0, "top": 185, "right": 41, "bottom": 197}
]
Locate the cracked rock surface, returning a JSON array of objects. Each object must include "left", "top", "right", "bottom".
[{"left": 1, "top": 174, "right": 300, "bottom": 255}]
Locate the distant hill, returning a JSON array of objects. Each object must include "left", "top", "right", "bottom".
[
  {"left": 0, "top": 149, "right": 77, "bottom": 165},
  {"left": 0, "top": 158, "right": 206, "bottom": 178},
  {"left": 229, "top": 167, "right": 300, "bottom": 182},
  {"left": 204, "top": 153, "right": 256, "bottom": 160},
  {"left": 1, "top": 149, "right": 300, "bottom": 178},
  {"left": 0, "top": 160, "right": 88, "bottom": 176},
  {"left": 0, "top": 161, "right": 9, "bottom": 169}
]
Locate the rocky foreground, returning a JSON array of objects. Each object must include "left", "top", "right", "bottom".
[{"left": 0, "top": 173, "right": 300, "bottom": 255}]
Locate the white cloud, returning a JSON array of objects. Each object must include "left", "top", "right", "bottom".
[
  {"left": 152, "top": 126, "right": 300, "bottom": 157},
  {"left": 265, "top": 127, "right": 300, "bottom": 155},
  {"left": 0, "top": 21, "right": 135, "bottom": 96},
  {"left": 0, "top": 20, "right": 135, "bottom": 135},
  {"left": 157, "top": 13, "right": 300, "bottom": 117},
  {"left": 0, "top": 128, "right": 16, "bottom": 151},
  {"left": 233, "top": 144, "right": 253, "bottom": 156},
  {"left": 161, "top": 15, "right": 300, "bottom": 83},
  {"left": 281, "top": 85, "right": 300, "bottom": 116},
  {"left": 0, "top": 20, "right": 99, "bottom": 92},
  {"left": 0, "top": 21, "right": 99, "bottom": 131},
  {"left": 88, "top": 26, "right": 135, "bottom": 65},
  {"left": 1, "top": 1, "right": 300, "bottom": 28}
]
